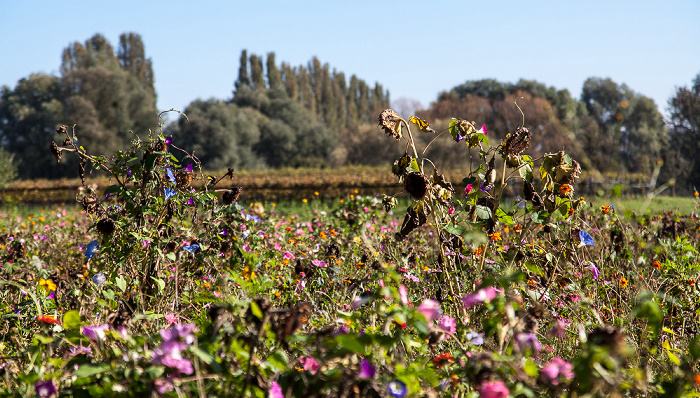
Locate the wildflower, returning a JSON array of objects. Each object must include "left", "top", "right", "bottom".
[
  {"left": 448, "top": 206, "right": 455, "bottom": 215},
  {"left": 513, "top": 224, "right": 523, "bottom": 233},
  {"left": 586, "top": 264, "right": 600, "bottom": 279},
  {"left": 465, "top": 184, "right": 474, "bottom": 195},
  {"left": 488, "top": 232, "right": 502, "bottom": 241},
  {"left": 164, "top": 188, "right": 176, "bottom": 200},
  {"left": 478, "top": 124, "right": 488, "bottom": 135},
  {"left": 282, "top": 251, "right": 295, "bottom": 260},
  {"left": 478, "top": 380, "right": 509, "bottom": 398},
  {"left": 541, "top": 357, "right": 574, "bottom": 385},
  {"left": 85, "top": 240, "right": 98, "bottom": 258},
  {"left": 387, "top": 380, "right": 407, "bottom": 397},
  {"left": 618, "top": 277, "right": 628, "bottom": 288},
  {"left": 301, "top": 356, "right": 320, "bottom": 374},
  {"left": 38, "top": 278, "right": 56, "bottom": 294},
  {"left": 549, "top": 319, "right": 569, "bottom": 338},
  {"left": 152, "top": 323, "right": 196, "bottom": 375},
  {"left": 559, "top": 184, "right": 573, "bottom": 196},
  {"left": 183, "top": 244, "right": 200, "bottom": 253},
  {"left": 579, "top": 230, "right": 595, "bottom": 246},
  {"left": 466, "top": 331, "right": 484, "bottom": 345},
  {"left": 312, "top": 259, "right": 327, "bottom": 267},
  {"left": 437, "top": 315, "right": 456, "bottom": 337},
  {"left": 418, "top": 299, "right": 442, "bottom": 322},
  {"left": 358, "top": 359, "right": 375, "bottom": 379},
  {"left": 462, "top": 286, "right": 499, "bottom": 308},
  {"left": 37, "top": 315, "right": 61, "bottom": 325},
  {"left": 399, "top": 284, "right": 408, "bottom": 304},
  {"left": 601, "top": 205, "right": 612, "bottom": 214},
  {"left": 695, "top": 191, "right": 699, "bottom": 197},
  {"left": 82, "top": 324, "right": 110, "bottom": 341},
  {"left": 653, "top": 260, "right": 662, "bottom": 269},
  {"left": 34, "top": 380, "right": 57, "bottom": 398},
  {"left": 166, "top": 168, "right": 176, "bottom": 183},
  {"left": 515, "top": 332, "right": 542, "bottom": 352},
  {"left": 433, "top": 353, "right": 455, "bottom": 368},
  {"left": 165, "top": 313, "right": 179, "bottom": 324},
  {"left": 269, "top": 381, "right": 283, "bottom": 398}
]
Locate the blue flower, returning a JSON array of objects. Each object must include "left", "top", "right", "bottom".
[
  {"left": 387, "top": 380, "right": 407, "bottom": 397},
  {"left": 164, "top": 188, "right": 176, "bottom": 200},
  {"left": 93, "top": 273, "right": 107, "bottom": 286},
  {"left": 579, "top": 230, "right": 595, "bottom": 246},
  {"left": 183, "top": 244, "right": 200, "bottom": 253},
  {"left": 166, "top": 168, "right": 176, "bottom": 183},
  {"left": 85, "top": 240, "right": 98, "bottom": 259}
]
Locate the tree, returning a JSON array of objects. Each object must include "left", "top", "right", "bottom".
[
  {"left": 249, "top": 54, "right": 265, "bottom": 91},
  {"left": 117, "top": 33, "right": 155, "bottom": 94},
  {"left": 666, "top": 72, "right": 700, "bottom": 188},
  {"left": 266, "top": 52, "right": 282, "bottom": 91},
  {"left": 235, "top": 49, "right": 251, "bottom": 91},
  {"left": 281, "top": 62, "right": 298, "bottom": 101},
  {"left": 0, "top": 74, "right": 65, "bottom": 178}
]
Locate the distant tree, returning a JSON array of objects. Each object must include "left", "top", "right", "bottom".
[
  {"left": 249, "top": 54, "right": 265, "bottom": 90},
  {"left": 0, "top": 147, "right": 17, "bottom": 187},
  {"left": 666, "top": 72, "right": 700, "bottom": 188},
  {"left": 117, "top": 33, "right": 155, "bottom": 94},
  {"left": 281, "top": 62, "right": 298, "bottom": 100},
  {"left": 0, "top": 74, "right": 65, "bottom": 178},
  {"left": 266, "top": 52, "right": 282, "bottom": 91},
  {"left": 235, "top": 49, "right": 251, "bottom": 91},
  {"left": 297, "top": 66, "right": 315, "bottom": 113}
]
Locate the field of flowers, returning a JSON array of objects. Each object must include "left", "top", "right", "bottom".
[{"left": 1, "top": 111, "right": 700, "bottom": 397}]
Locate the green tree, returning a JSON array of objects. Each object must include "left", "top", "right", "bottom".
[
  {"left": 666, "top": 72, "right": 700, "bottom": 188},
  {"left": 249, "top": 54, "right": 266, "bottom": 91},
  {"left": 117, "top": 33, "right": 155, "bottom": 94},
  {"left": 281, "top": 62, "right": 298, "bottom": 101},
  {"left": 235, "top": 49, "right": 251, "bottom": 91},
  {"left": 266, "top": 52, "right": 282, "bottom": 91},
  {"left": 0, "top": 74, "right": 65, "bottom": 178}
]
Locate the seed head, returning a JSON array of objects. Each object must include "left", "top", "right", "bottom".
[{"left": 378, "top": 109, "right": 402, "bottom": 140}]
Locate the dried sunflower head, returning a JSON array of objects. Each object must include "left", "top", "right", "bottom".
[
  {"left": 500, "top": 126, "right": 531, "bottom": 156},
  {"left": 175, "top": 170, "right": 195, "bottom": 189},
  {"left": 223, "top": 186, "right": 242, "bottom": 204},
  {"left": 50, "top": 141, "right": 62, "bottom": 162},
  {"left": 96, "top": 218, "right": 115, "bottom": 235},
  {"left": 378, "top": 109, "right": 402, "bottom": 140},
  {"left": 404, "top": 171, "right": 430, "bottom": 200}
]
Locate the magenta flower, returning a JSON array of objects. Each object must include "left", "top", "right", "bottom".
[
  {"left": 478, "top": 380, "right": 509, "bottom": 398},
  {"left": 165, "top": 313, "right": 179, "bottom": 324},
  {"left": 515, "top": 332, "right": 541, "bottom": 352},
  {"left": 549, "top": 319, "right": 569, "bottom": 338},
  {"left": 82, "top": 324, "right": 110, "bottom": 341},
  {"left": 465, "top": 184, "right": 474, "bottom": 195},
  {"left": 358, "top": 359, "right": 376, "bottom": 379},
  {"left": 437, "top": 315, "right": 456, "bottom": 337},
  {"left": 586, "top": 264, "right": 600, "bottom": 279},
  {"left": 399, "top": 284, "right": 408, "bottom": 304},
  {"left": 269, "top": 381, "right": 284, "bottom": 398},
  {"left": 462, "top": 286, "right": 499, "bottom": 308},
  {"left": 541, "top": 357, "right": 574, "bottom": 385},
  {"left": 417, "top": 299, "right": 442, "bottom": 322},
  {"left": 479, "top": 124, "right": 488, "bottom": 135},
  {"left": 301, "top": 356, "right": 320, "bottom": 374},
  {"left": 282, "top": 251, "right": 295, "bottom": 260}
]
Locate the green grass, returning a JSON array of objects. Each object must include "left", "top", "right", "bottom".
[{"left": 589, "top": 195, "right": 698, "bottom": 215}]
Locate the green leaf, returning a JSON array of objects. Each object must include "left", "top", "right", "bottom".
[
  {"left": 495, "top": 208, "right": 513, "bottom": 225},
  {"left": 152, "top": 277, "right": 166, "bottom": 292},
  {"left": 667, "top": 351, "right": 681, "bottom": 366},
  {"left": 689, "top": 336, "right": 700, "bottom": 359},
  {"left": 192, "top": 346, "right": 215, "bottom": 364},
  {"left": 267, "top": 350, "right": 288, "bottom": 371},
  {"left": 336, "top": 334, "right": 365, "bottom": 354},
  {"left": 407, "top": 158, "right": 420, "bottom": 173},
  {"left": 519, "top": 164, "right": 533, "bottom": 182},
  {"left": 115, "top": 275, "right": 127, "bottom": 293},
  {"left": 449, "top": 119, "right": 460, "bottom": 142},
  {"left": 73, "top": 363, "right": 111, "bottom": 377},
  {"left": 250, "top": 301, "right": 263, "bottom": 320},
  {"left": 475, "top": 205, "right": 492, "bottom": 221},
  {"left": 523, "top": 358, "right": 539, "bottom": 377},
  {"left": 63, "top": 310, "right": 82, "bottom": 330},
  {"left": 104, "top": 185, "right": 122, "bottom": 195},
  {"left": 34, "top": 334, "right": 54, "bottom": 344},
  {"left": 145, "top": 154, "right": 158, "bottom": 171}
]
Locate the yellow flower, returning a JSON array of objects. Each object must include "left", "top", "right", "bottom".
[
  {"left": 302, "top": 198, "right": 308, "bottom": 203},
  {"left": 695, "top": 191, "right": 699, "bottom": 197},
  {"left": 618, "top": 277, "right": 628, "bottom": 288},
  {"left": 38, "top": 278, "right": 56, "bottom": 293}
]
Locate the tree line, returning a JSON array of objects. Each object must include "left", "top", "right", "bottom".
[{"left": 0, "top": 32, "right": 698, "bottom": 192}]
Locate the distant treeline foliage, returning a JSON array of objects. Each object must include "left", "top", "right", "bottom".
[{"left": 1, "top": 33, "right": 699, "bottom": 191}]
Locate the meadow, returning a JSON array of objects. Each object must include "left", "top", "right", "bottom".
[{"left": 1, "top": 112, "right": 700, "bottom": 398}]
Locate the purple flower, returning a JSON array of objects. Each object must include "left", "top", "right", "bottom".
[
  {"left": 549, "top": 319, "right": 569, "bottom": 338},
  {"left": 85, "top": 240, "right": 98, "bottom": 259},
  {"left": 418, "top": 299, "right": 442, "bottom": 322},
  {"left": 160, "top": 356, "right": 193, "bottom": 374},
  {"left": 387, "top": 380, "right": 407, "bottom": 397},
  {"left": 185, "top": 163, "right": 193, "bottom": 172},
  {"left": 126, "top": 170, "right": 132, "bottom": 178},
  {"left": 579, "top": 230, "right": 595, "bottom": 246},
  {"left": 462, "top": 286, "right": 499, "bottom": 308},
  {"left": 154, "top": 378, "right": 174, "bottom": 394},
  {"left": 312, "top": 259, "right": 327, "bottom": 267},
  {"left": 166, "top": 168, "right": 176, "bottom": 183},
  {"left": 183, "top": 244, "right": 200, "bottom": 253},
  {"left": 34, "top": 380, "right": 57, "bottom": 397},
  {"left": 358, "top": 359, "right": 375, "bottom": 379},
  {"left": 466, "top": 331, "right": 484, "bottom": 345},
  {"left": 164, "top": 188, "right": 176, "bottom": 200},
  {"left": 586, "top": 264, "right": 600, "bottom": 279},
  {"left": 515, "top": 332, "right": 541, "bottom": 352},
  {"left": 93, "top": 273, "right": 106, "bottom": 286},
  {"left": 541, "top": 357, "right": 574, "bottom": 385},
  {"left": 82, "top": 324, "right": 110, "bottom": 341},
  {"left": 165, "top": 136, "right": 173, "bottom": 145},
  {"left": 478, "top": 380, "right": 509, "bottom": 398},
  {"left": 152, "top": 323, "right": 197, "bottom": 375}
]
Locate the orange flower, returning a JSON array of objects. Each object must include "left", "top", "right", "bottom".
[
  {"left": 489, "top": 232, "right": 502, "bottom": 242},
  {"left": 473, "top": 247, "right": 484, "bottom": 256},
  {"left": 567, "top": 208, "right": 575, "bottom": 216},
  {"left": 37, "top": 315, "right": 61, "bottom": 325},
  {"left": 652, "top": 260, "right": 662, "bottom": 269},
  {"left": 559, "top": 184, "right": 573, "bottom": 196},
  {"left": 695, "top": 373, "right": 700, "bottom": 385},
  {"left": 513, "top": 224, "right": 523, "bottom": 233},
  {"left": 695, "top": 191, "right": 699, "bottom": 197},
  {"left": 433, "top": 353, "right": 455, "bottom": 368},
  {"left": 618, "top": 277, "right": 628, "bottom": 288},
  {"left": 601, "top": 205, "right": 612, "bottom": 214}
]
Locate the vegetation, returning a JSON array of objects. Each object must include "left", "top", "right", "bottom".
[{"left": 2, "top": 106, "right": 700, "bottom": 397}]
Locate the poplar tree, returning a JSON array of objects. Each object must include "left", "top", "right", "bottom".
[
  {"left": 281, "top": 63, "right": 298, "bottom": 101},
  {"left": 235, "top": 49, "right": 251, "bottom": 91},
  {"left": 249, "top": 54, "right": 266, "bottom": 90},
  {"left": 266, "top": 52, "right": 282, "bottom": 91}
]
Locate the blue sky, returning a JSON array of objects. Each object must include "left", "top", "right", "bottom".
[{"left": 1, "top": 0, "right": 698, "bottom": 120}]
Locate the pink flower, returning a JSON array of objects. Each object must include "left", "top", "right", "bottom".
[
  {"left": 301, "top": 356, "right": 320, "bottom": 374},
  {"left": 465, "top": 184, "right": 474, "bottom": 195},
  {"left": 399, "top": 284, "right": 408, "bottom": 304},
  {"left": 82, "top": 324, "right": 110, "bottom": 341},
  {"left": 448, "top": 206, "right": 455, "bottom": 215},
  {"left": 541, "top": 357, "right": 574, "bottom": 385},
  {"left": 165, "top": 313, "right": 179, "bottom": 324},
  {"left": 478, "top": 380, "right": 509, "bottom": 398},
  {"left": 549, "top": 319, "right": 568, "bottom": 338},
  {"left": 312, "top": 259, "right": 327, "bottom": 267},
  {"left": 269, "top": 381, "right": 283, "bottom": 398},
  {"left": 437, "top": 315, "right": 456, "bottom": 337},
  {"left": 282, "top": 251, "right": 295, "bottom": 260},
  {"left": 417, "top": 299, "right": 442, "bottom": 322},
  {"left": 462, "top": 286, "right": 499, "bottom": 308},
  {"left": 274, "top": 243, "right": 282, "bottom": 250},
  {"left": 479, "top": 124, "right": 488, "bottom": 135},
  {"left": 213, "top": 291, "right": 222, "bottom": 298}
]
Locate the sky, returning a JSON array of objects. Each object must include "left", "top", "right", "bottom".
[{"left": 1, "top": 0, "right": 699, "bottom": 121}]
